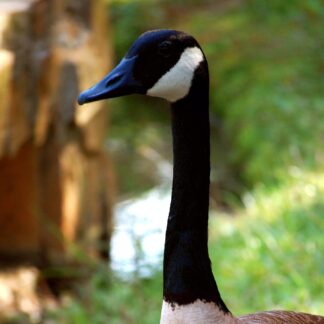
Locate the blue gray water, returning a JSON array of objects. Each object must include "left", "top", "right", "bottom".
[{"left": 111, "top": 186, "right": 171, "bottom": 278}]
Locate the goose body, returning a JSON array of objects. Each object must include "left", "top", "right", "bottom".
[{"left": 78, "top": 30, "right": 324, "bottom": 324}]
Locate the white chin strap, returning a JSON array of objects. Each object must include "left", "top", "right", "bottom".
[{"left": 147, "top": 47, "right": 204, "bottom": 102}]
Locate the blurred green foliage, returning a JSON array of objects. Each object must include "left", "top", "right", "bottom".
[
  {"left": 107, "top": 0, "right": 324, "bottom": 199},
  {"left": 204, "top": 0, "right": 324, "bottom": 189},
  {"left": 47, "top": 264, "right": 163, "bottom": 323}
]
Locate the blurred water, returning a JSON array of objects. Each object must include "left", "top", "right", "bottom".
[
  {"left": 0, "top": 0, "right": 36, "bottom": 13},
  {"left": 110, "top": 186, "right": 171, "bottom": 278}
]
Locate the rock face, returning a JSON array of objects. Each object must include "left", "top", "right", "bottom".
[{"left": 0, "top": 0, "right": 114, "bottom": 267}]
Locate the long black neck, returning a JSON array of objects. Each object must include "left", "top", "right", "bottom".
[{"left": 163, "top": 61, "right": 230, "bottom": 313}]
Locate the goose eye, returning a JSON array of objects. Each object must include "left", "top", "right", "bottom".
[{"left": 158, "top": 41, "right": 172, "bottom": 57}]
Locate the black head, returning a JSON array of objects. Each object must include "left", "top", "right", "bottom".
[{"left": 78, "top": 29, "right": 206, "bottom": 104}]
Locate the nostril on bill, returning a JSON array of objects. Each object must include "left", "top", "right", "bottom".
[{"left": 106, "top": 73, "right": 123, "bottom": 87}]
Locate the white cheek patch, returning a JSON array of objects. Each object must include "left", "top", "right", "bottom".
[{"left": 147, "top": 46, "right": 204, "bottom": 102}]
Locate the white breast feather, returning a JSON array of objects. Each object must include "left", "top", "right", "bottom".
[{"left": 160, "top": 300, "right": 237, "bottom": 324}]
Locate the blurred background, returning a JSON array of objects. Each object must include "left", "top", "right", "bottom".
[{"left": 0, "top": 0, "right": 323, "bottom": 322}]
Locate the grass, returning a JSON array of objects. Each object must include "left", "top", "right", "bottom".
[
  {"left": 46, "top": 169, "right": 323, "bottom": 323},
  {"left": 209, "top": 169, "right": 324, "bottom": 316}
]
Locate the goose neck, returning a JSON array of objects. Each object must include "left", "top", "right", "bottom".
[
  {"left": 168, "top": 81, "right": 210, "bottom": 233},
  {"left": 163, "top": 73, "right": 230, "bottom": 313}
]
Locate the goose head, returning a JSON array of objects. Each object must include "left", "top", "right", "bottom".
[{"left": 78, "top": 29, "right": 206, "bottom": 104}]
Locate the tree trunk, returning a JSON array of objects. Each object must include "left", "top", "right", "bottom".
[{"left": 0, "top": 0, "right": 114, "bottom": 268}]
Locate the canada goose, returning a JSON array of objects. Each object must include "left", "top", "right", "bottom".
[{"left": 78, "top": 30, "right": 324, "bottom": 324}]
